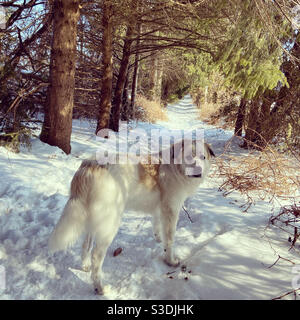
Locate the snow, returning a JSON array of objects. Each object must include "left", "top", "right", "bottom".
[{"left": 0, "top": 95, "right": 299, "bottom": 300}]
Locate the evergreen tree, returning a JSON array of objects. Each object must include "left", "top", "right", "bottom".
[{"left": 40, "top": 0, "right": 80, "bottom": 154}]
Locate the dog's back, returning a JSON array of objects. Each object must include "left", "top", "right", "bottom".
[{"left": 49, "top": 160, "right": 158, "bottom": 252}]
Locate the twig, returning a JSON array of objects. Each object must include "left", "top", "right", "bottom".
[
  {"left": 272, "top": 288, "right": 300, "bottom": 300},
  {"left": 182, "top": 205, "right": 194, "bottom": 223},
  {"left": 267, "top": 255, "right": 296, "bottom": 269},
  {"left": 290, "top": 227, "right": 299, "bottom": 251}
]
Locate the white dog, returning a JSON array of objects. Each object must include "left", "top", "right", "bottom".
[{"left": 49, "top": 140, "right": 215, "bottom": 294}]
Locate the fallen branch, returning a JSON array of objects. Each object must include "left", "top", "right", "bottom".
[
  {"left": 269, "top": 203, "right": 300, "bottom": 251},
  {"left": 272, "top": 288, "right": 300, "bottom": 300},
  {"left": 182, "top": 205, "right": 194, "bottom": 223},
  {"left": 267, "top": 254, "right": 296, "bottom": 269}
]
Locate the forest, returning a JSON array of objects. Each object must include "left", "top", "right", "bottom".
[
  {"left": 0, "top": 0, "right": 299, "bottom": 154},
  {"left": 0, "top": 0, "right": 300, "bottom": 300}
]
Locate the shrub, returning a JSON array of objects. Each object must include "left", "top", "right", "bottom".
[
  {"left": 135, "top": 95, "right": 168, "bottom": 123},
  {"left": 216, "top": 137, "right": 300, "bottom": 211},
  {"left": 0, "top": 127, "right": 32, "bottom": 153}
]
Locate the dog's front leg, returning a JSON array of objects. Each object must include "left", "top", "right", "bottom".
[
  {"left": 152, "top": 211, "right": 162, "bottom": 243},
  {"left": 161, "top": 205, "right": 180, "bottom": 267},
  {"left": 82, "top": 234, "right": 93, "bottom": 272}
]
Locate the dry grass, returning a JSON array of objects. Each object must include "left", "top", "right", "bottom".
[
  {"left": 198, "top": 102, "right": 223, "bottom": 122},
  {"left": 215, "top": 137, "right": 300, "bottom": 210},
  {"left": 135, "top": 95, "right": 168, "bottom": 123}
]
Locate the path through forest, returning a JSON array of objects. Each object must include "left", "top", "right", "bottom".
[{"left": 0, "top": 95, "right": 299, "bottom": 300}]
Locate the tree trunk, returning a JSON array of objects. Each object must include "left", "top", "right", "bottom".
[
  {"left": 148, "top": 54, "right": 158, "bottom": 100},
  {"left": 255, "top": 98, "right": 272, "bottom": 148},
  {"left": 121, "top": 73, "right": 129, "bottom": 121},
  {"left": 154, "top": 63, "right": 163, "bottom": 104},
  {"left": 162, "top": 80, "right": 170, "bottom": 107},
  {"left": 40, "top": 0, "right": 80, "bottom": 154},
  {"left": 130, "top": 22, "right": 141, "bottom": 120},
  {"left": 109, "top": 23, "right": 134, "bottom": 132},
  {"left": 242, "top": 99, "right": 260, "bottom": 149},
  {"left": 96, "top": 0, "right": 113, "bottom": 134},
  {"left": 234, "top": 98, "right": 247, "bottom": 136},
  {"left": 148, "top": 53, "right": 163, "bottom": 104}
]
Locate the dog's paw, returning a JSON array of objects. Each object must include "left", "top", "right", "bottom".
[
  {"left": 94, "top": 284, "right": 110, "bottom": 296},
  {"left": 94, "top": 284, "right": 104, "bottom": 295},
  {"left": 164, "top": 257, "right": 180, "bottom": 268},
  {"left": 94, "top": 287, "right": 103, "bottom": 295}
]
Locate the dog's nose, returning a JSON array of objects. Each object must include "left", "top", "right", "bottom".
[{"left": 191, "top": 173, "right": 202, "bottom": 178}]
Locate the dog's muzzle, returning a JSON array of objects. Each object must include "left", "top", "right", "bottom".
[
  {"left": 185, "top": 165, "right": 202, "bottom": 178},
  {"left": 189, "top": 173, "right": 202, "bottom": 178}
]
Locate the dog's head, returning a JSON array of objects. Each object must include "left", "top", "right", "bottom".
[{"left": 169, "top": 139, "right": 215, "bottom": 179}]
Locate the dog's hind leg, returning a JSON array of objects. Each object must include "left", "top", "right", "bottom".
[
  {"left": 81, "top": 234, "right": 93, "bottom": 272},
  {"left": 90, "top": 207, "right": 123, "bottom": 295},
  {"left": 91, "top": 227, "right": 121, "bottom": 295},
  {"left": 160, "top": 205, "right": 180, "bottom": 267},
  {"left": 91, "top": 241, "right": 110, "bottom": 295}
]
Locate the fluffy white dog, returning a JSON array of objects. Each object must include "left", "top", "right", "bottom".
[{"left": 49, "top": 140, "right": 215, "bottom": 294}]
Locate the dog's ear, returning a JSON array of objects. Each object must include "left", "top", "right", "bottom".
[{"left": 205, "top": 143, "right": 215, "bottom": 158}]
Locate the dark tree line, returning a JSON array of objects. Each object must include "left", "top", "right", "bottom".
[{"left": 0, "top": 0, "right": 299, "bottom": 154}]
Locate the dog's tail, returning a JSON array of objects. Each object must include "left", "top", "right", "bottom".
[{"left": 49, "top": 198, "right": 86, "bottom": 252}]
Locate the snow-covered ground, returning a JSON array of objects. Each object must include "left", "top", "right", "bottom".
[{"left": 0, "top": 95, "right": 299, "bottom": 300}]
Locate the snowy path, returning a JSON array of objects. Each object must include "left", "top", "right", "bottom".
[{"left": 0, "top": 95, "right": 299, "bottom": 300}]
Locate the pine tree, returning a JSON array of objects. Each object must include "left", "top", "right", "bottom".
[{"left": 40, "top": 0, "right": 80, "bottom": 154}]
